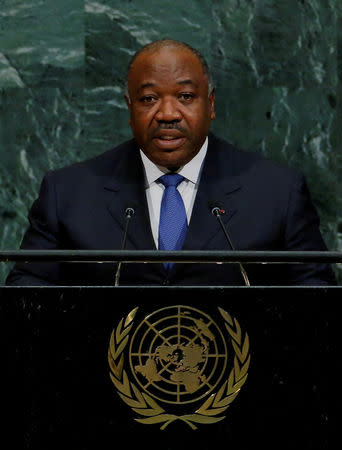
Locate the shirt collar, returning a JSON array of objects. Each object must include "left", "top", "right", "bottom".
[{"left": 140, "top": 137, "right": 208, "bottom": 186}]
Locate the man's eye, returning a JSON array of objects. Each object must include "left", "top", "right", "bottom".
[
  {"left": 141, "top": 96, "right": 156, "bottom": 103},
  {"left": 179, "top": 93, "right": 194, "bottom": 101}
]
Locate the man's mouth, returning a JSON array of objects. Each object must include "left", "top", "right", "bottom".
[
  {"left": 157, "top": 135, "right": 181, "bottom": 140},
  {"left": 153, "top": 135, "right": 186, "bottom": 149}
]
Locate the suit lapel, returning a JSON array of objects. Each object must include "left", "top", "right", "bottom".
[
  {"left": 183, "top": 135, "right": 242, "bottom": 251},
  {"left": 183, "top": 177, "right": 241, "bottom": 250},
  {"left": 104, "top": 143, "right": 156, "bottom": 251}
]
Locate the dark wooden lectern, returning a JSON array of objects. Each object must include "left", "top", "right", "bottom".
[{"left": 1, "top": 283, "right": 336, "bottom": 450}]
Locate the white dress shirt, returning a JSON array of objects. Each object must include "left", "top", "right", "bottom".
[{"left": 140, "top": 137, "right": 208, "bottom": 248}]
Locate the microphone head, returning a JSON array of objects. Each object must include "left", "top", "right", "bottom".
[
  {"left": 208, "top": 200, "right": 225, "bottom": 216},
  {"left": 124, "top": 205, "right": 136, "bottom": 217}
]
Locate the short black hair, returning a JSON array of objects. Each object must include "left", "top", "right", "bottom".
[{"left": 126, "top": 39, "right": 214, "bottom": 95}]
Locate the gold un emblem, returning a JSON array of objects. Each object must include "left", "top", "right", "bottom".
[{"left": 108, "top": 305, "right": 250, "bottom": 430}]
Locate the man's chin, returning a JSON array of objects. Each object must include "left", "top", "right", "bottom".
[
  {"left": 141, "top": 138, "right": 201, "bottom": 169},
  {"left": 152, "top": 150, "right": 191, "bottom": 170}
]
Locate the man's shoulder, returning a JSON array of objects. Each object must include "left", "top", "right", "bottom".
[
  {"left": 209, "top": 133, "right": 302, "bottom": 181},
  {"left": 45, "top": 139, "right": 138, "bottom": 180}
]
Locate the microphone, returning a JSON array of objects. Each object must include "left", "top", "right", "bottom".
[
  {"left": 209, "top": 201, "right": 250, "bottom": 287},
  {"left": 114, "top": 206, "right": 135, "bottom": 286}
]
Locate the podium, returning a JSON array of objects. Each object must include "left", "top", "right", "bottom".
[{"left": 1, "top": 282, "right": 337, "bottom": 449}]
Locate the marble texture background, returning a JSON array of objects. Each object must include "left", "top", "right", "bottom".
[{"left": 0, "top": 0, "right": 341, "bottom": 283}]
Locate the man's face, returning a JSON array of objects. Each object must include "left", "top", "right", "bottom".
[{"left": 126, "top": 46, "right": 215, "bottom": 170}]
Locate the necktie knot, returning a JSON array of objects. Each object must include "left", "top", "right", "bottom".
[{"left": 158, "top": 173, "right": 184, "bottom": 188}]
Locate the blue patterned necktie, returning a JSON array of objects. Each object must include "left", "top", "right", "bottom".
[{"left": 158, "top": 173, "right": 188, "bottom": 271}]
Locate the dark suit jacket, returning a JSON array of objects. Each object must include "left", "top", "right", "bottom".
[{"left": 6, "top": 134, "right": 336, "bottom": 286}]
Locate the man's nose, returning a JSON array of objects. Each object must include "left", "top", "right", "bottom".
[{"left": 155, "top": 97, "right": 182, "bottom": 122}]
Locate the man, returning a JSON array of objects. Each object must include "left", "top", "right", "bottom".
[{"left": 6, "top": 39, "right": 336, "bottom": 286}]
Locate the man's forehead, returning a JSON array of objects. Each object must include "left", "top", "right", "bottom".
[
  {"left": 132, "top": 45, "right": 201, "bottom": 67},
  {"left": 137, "top": 79, "right": 199, "bottom": 91},
  {"left": 128, "top": 47, "right": 207, "bottom": 89}
]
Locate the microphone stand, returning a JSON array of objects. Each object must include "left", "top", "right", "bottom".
[
  {"left": 211, "top": 207, "right": 251, "bottom": 287},
  {"left": 114, "top": 208, "right": 135, "bottom": 287}
]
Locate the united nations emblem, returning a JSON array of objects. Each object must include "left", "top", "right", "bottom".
[{"left": 108, "top": 305, "right": 250, "bottom": 430}]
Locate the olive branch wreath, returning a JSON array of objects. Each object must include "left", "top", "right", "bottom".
[{"left": 108, "top": 306, "right": 250, "bottom": 430}]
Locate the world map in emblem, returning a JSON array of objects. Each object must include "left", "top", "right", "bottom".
[{"left": 128, "top": 305, "right": 228, "bottom": 405}]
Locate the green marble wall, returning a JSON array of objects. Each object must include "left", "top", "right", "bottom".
[{"left": 0, "top": 0, "right": 341, "bottom": 284}]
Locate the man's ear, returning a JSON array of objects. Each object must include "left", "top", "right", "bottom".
[
  {"left": 209, "top": 88, "right": 216, "bottom": 120},
  {"left": 124, "top": 94, "right": 131, "bottom": 109},
  {"left": 125, "top": 94, "right": 132, "bottom": 125}
]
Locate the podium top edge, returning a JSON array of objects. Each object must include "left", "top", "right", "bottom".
[{"left": 0, "top": 249, "right": 342, "bottom": 263}]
